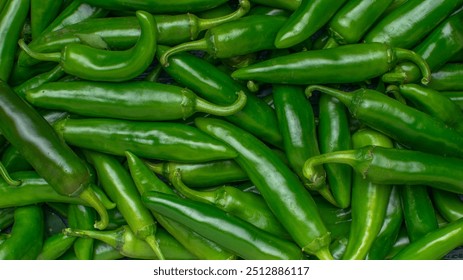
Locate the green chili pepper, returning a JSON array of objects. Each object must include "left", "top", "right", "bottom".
[
  {"left": 37, "top": 232, "right": 77, "bottom": 260},
  {"left": 250, "top": 0, "right": 300, "bottom": 11},
  {"left": 158, "top": 45, "right": 283, "bottom": 148},
  {"left": 366, "top": 186, "right": 404, "bottom": 260},
  {"left": 312, "top": 196, "right": 351, "bottom": 241},
  {"left": 382, "top": 9, "right": 463, "bottom": 84},
  {"left": 91, "top": 240, "right": 124, "bottom": 260},
  {"left": 232, "top": 43, "right": 431, "bottom": 85},
  {"left": 170, "top": 169, "right": 289, "bottom": 239},
  {"left": 341, "top": 128, "right": 393, "bottom": 260},
  {"left": 0, "top": 159, "right": 21, "bottom": 186},
  {"left": 68, "top": 204, "right": 96, "bottom": 260},
  {"left": 0, "top": 205, "right": 44, "bottom": 260},
  {"left": 393, "top": 217, "right": 463, "bottom": 260},
  {"left": 439, "top": 91, "right": 463, "bottom": 110},
  {"left": 80, "top": 0, "right": 229, "bottom": 13},
  {"left": 18, "top": 10, "right": 156, "bottom": 82},
  {"left": 160, "top": 15, "right": 287, "bottom": 66},
  {"left": 274, "top": 0, "right": 348, "bottom": 49},
  {"left": 30, "top": 0, "right": 64, "bottom": 39},
  {"left": 0, "top": 208, "right": 15, "bottom": 232},
  {"left": 401, "top": 185, "right": 438, "bottom": 242},
  {"left": 13, "top": 65, "right": 65, "bottom": 99},
  {"left": 143, "top": 191, "right": 304, "bottom": 260},
  {"left": 0, "top": 80, "right": 109, "bottom": 229},
  {"left": 64, "top": 225, "right": 197, "bottom": 260},
  {"left": 147, "top": 160, "right": 248, "bottom": 189},
  {"left": 273, "top": 85, "right": 336, "bottom": 205},
  {"left": 428, "top": 63, "right": 463, "bottom": 91},
  {"left": 83, "top": 150, "right": 165, "bottom": 260},
  {"left": 18, "top": 2, "right": 249, "bottom": 68},
  {"left": 54, "top": 117, "right": 237, "bottom": 163},
  {"left": 0, "top": 0, "right": 30, "bottom": 81},
  {"left": 432, "top": 190, "right": 463, "bottom": 223},
  {"left": 0, "top": 144, "right": 33, "bottom": 173},
  {"left": 8, "top": 62, "right": 57, "bottom": 87},
  {"left": 126, "top": 151, "right": 235, "bottom": 260},
  {"left": 303, "top": 145, "right": 463, "bottom": 194},
  {"left": 26, "top": 81, "right": 246, "bottom": 121},
  {"left": 317, "top": 94, "right": 352, "bottom": 209},
  {"left": 364, "top": 0, "right": 463, "bottom": 49},
  {"left": 195, "top": 117, "right": 333, "bottom": 259},
  {"left": 388, "top": 84, "right": 463, "bottom": 134},
  {"left": 248, "top": 5, "right": 291, "bottom": 17},
  {"left": 325, "top": 0, "right": 394, "bottom": 47},
  {"left": 305, "top": 85, "right": 463, "bottom": 159}
]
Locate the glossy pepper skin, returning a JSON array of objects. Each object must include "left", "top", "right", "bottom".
[
  {"left": 364, "top": 0, "right": 463, "bottom": 49},
  {"left": 37, "top": 233, "right": 77, "bottom": 260},
  {"left": 274, "top": 0, "right": 347, "bottom": 49},
  {"left": 125, "top": 151, "right": 235, "bottom": 260},
  {"left": 428, "top": 63, "right": 463, "bottom": 91},
  {"left": 0, "top": 205, "right": 44, "bottom": 260},
  {"left": 303, "top": 146, "right": 463, "bottom": 194},
  {"left": 393, "top": 217, "right": 463, "bottom": 260},
  {"left": 0, "top": 0, "right": 30, "bottom": 81},
  {"left": 18, "top": 3, "right": 249, "bottom": 67},
  {"left": 30, "top": 0, "right": 64, "bottom": 39},
  {"left": 83, "top": 150, "right": 165, "bottom": 260},
  {"left": 143, "top": 191, "right": 304, "bottom": 260},
  {"left": 382, "top": 9, "right": 463, "bottom": 84},
  {"left": 81, "top": 0, "right": 228, "bottom": 13},
  {"left": 0, "top": 80, "right": 109, "bottom": 229},
  {"left": 432, "top": 190, "right": 463, "bottom": 223},
  {"left": 317, "top": 94, "right": 352, "bottom": 209},
  {"left": 19, "top": 11, "right": 157, "bottom": 82},
  {"left": 54, "top": 117, "right": 237, "bottom": 163},
  {"left": 232, "top": 43, "right": 431, "bottom": 85},
  {"left": 195, "top": 117, "right": 333, "bottom": 260},
  {"left": 68, "top": 204, "right": 96, "bottom": 260},
  {"left": 250, "top": 0, "right": 300, "bottom": 11},
  {"left": 342, "top": 128, "right": 393, "bottom": 260},
  {"left": 157, "top": 45, "right": 283, "bottom": 148},
  {"left": 159, "top": 15, "right": 286, "bottom": 65},
  {"left": 14, "top": 65, "right": 65, "bottom": 99},
  {"left": 26, "top": 81, "right": 246, "bottom": 121},
  {"left": 305, "top": 85, "right": 463, "bottom": 159}
]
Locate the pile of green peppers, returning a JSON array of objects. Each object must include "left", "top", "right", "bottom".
[{"left": 1, "top": 0, "right": 463, "bottom": 260}]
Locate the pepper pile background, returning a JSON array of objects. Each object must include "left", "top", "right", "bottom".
[{"left": 1, "top": 0, "right": 463, "bottom": 260}]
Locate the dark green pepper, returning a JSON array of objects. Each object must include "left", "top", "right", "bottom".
[
  {"left": 428, "top": 63, "right": 463, "bottom": 91},
  {"left": 30, "top": 0, "right": 64, "bottom": 39},
  {"left": 13, "top": 65, "right": 65, "bottom": 99},
  {"left": 80, "top": 0, "right": 229, "bottom": 13}
]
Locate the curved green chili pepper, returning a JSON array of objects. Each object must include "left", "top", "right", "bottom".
[
  {"left": 401, "top": 185, "right": 438, "bottom": 242},
  {"left": 273, "top": 85, "right": 336, "bottom": 205},
  {"left": 30, "top": 0, "right": 64, "bottom": 39},
  {"left": 64, "top": 225, "right": 197, "bottom": 260},
  {"left": 18, "top": 2, "right": 250, "bottom": 68},
  {"left": 0, "top": 205, "right": 44, "bottom": 260},
  {"left": 0, "top": 80, "right": 109, "bottom": 229},
  {"left": 83, "top": 150, "right": 165, "bottom": 260},
  {"left": 54, "top": 117, "right": 237, "bottom": 163},
  {"left": 317, "top": 94, "right": 352, "bottom": 209},
  {"left": 37, "top": 233, "right": 77, "bottom": 260},
  {"left": 170, "top": 169, "right": 289, "bottom": 239},
  {"left": 364, "top": 0, "right": 463, "bottom": 49},
  {"left": 160, "top": 15, "right": 287, "bottom": 66},
  {"left": 68, "top": 204, "right": 96, "bottom": 260},
  {"left": 274, "top": 0, "right": 347, "bottom": 49},
  {"left": 382, "top": 9, "right": 463, "bottom": 84},
  {"left": 143, "top": 191, "right": 304, "bottom": 260},
  {"left": 366, "top": 186, "right": 404, "bottom": 260},
  {"left": 232, "top": 43, "right": 431, "bottom": 85},
  {"left": 26, "top": 81, "right": 246, "bottom": 121},
  {"left": 303, "top": 145, "right": 463, "bottom": 194},
  {"left": 158, "top": 45, "right": 283, "bottom": 148},
  {"left": 126, "top": 151, "right": 235, "bottom": 260},
  {"left": 18, "top": 10, "right": 156, "bottom": 82},
  {"left": 305, "top": 85, "right": 463, "bottom": 159},
  {"left": 146, "top": 160, "right": 248, "bottom": 189},
  {"left": 0, "top": 0, "right": 30, "bottom": 81},
  {"left": 393, "top": 217, "right": 463, "bottom": 260},
  {"left": 428, "top": 63, "right": 463, "bottom": 91},
  {"left": 81, "top": 0, "right": 229, "bottom": 13},
  {"left": 195, "top": 117, "right": 333, "bottom": 260},
  {"left": 432, "top": 190, "right": 463, "bottom": 223},
  {"left": 342, "top": 128, "right": 393, "bottom": 260}
]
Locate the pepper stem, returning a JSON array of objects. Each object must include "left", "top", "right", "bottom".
[
  {"left": 0, "top": 161, "right": 21, "bottom": 186},
  {"left": 170, "top": 169, "right": 217, "bottom": 205},
  {"left": 197, "top": 0, "right": 251, "bottom": 31},
  {"left": 63, "top": 227, "right": 120, "bottom": 249},
  {"left": 78, "top": 186, "right": 109, "bottom": 230},
  {"left": 144, "top": 161, "right": 165, "bottom": 176},
  {"left": 393, "top": 48, "right": 431, "bottom": 85},
  {"left": 195, "top": 91, "right": 247, "bottom": 116},
  {"left": 160, "top": 39, "right": 209, "bottom": 66},
  {"left": 145, "top": 235, "right": 165, "bottom": 260},
  {"left": 305, "top": 85, "right": 353, "bottom": 106},
  {"left": 18, "top": 39, "right": 61, "bottom": 63}
]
